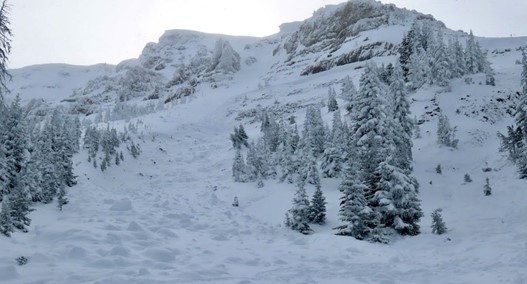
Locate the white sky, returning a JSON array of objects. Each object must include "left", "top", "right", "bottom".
[{"left": 8, "top": 0, "right": 527, "bottom": 68}]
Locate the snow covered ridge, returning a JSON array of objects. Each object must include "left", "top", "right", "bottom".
[{"left": 7, "top": 0, "right": 457, "bottom": 116}]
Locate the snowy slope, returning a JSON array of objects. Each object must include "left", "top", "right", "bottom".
[
  {"left": 2, "top": 1, "right": 527, "bottom": 283},
  {"left": 6, "top": 63, "right": 114, "bottom": 103}
]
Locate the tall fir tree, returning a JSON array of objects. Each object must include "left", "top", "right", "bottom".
[
  {"left": 352, "top": 63, "right": 390, "bottom": 191},
  {"left": 9, "top": 179, "right": 32, "bottom": 232},
  {"left": 373, "top": 157, "right": 423, "bottom": 236},
  {"left": 516, "top": 52, "right": 527, "bottom": 136},
  {"left": 232, "top": 148, "right": 247, "bottom": 182},
  {"left": 390, "top": 64, "right": 414, "bottom": 171},
  {"left": 302, "top": 106, "right": 326, "bottom": 157},
  {"left": 327, "top": 87, "right": 338, "bottom": 112},
  {"left": 334, "top": 161, "right": 373, "bottom": 240},
  {"left": 0, "top": 199, "right": 13, "bottom": 236},
  {"left": 340, "top": 76, "right": 358, "bottom": 114},
  {"left": 431, "top": 209, "right": 447, "bottom": 235},
  {"left": 309, "top": 185, "right": 327, "bottom": 225},
  {"left": 286, "top": 182, "right": 313, "bottom": 235}
]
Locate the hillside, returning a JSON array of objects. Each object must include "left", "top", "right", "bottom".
[{"left": 1, "top": 0, "right": 527, "bottom": 283}]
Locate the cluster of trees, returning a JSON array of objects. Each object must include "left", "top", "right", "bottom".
[
  {"left": 0, "top": 100, "right": 81, "bottom": 236},
  {"left": 232, "top": 61, "right": 423, "bottom": 242},
  {"left": 399, "top": 21, "right": 494, "bottom": 89},
  {"left": 84, "top": 125, "right": 141, "bottom": 172},
  {"left": 284, "top": 182, "right": 327, "bottom": 234},
  {"left": 499, "top": 52, "right": 527, "bottom": 178}
]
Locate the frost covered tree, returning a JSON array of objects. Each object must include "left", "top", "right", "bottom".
[
  {"left": 232, "top": 196, "right": 239, "bottom": 207},
  {"left": 320, "top": 142, "right": 342, "bottom": 178},
  {"left": 430, "top": 31, "right": 452, "bottom": 87},
  {"left": 309, "top": 185, "right": 327, "bottom": 225},
  {"left": 334, "top": 162, "right": 372, "bottom": 240},
  {"left": 246, "top": 139, "right": 273, "bottom": 183},
  {"left": 285, "top": 182, "right": 313, "bottom": 234},
  {"left": 340, "top": 76, "right": 358, "bottom": 114},
  {"left": 260, "top": 112, "right": 282, "bottom": 153},
  {"left": 437, "top": 114, "right": 458, "bottom": 148},
  {"left": 373, "top": 158, "right": 423, "bottom": 236},
  {"left": 389, "top": 64, "right": 414, "bottom": 170},
  {"left": 465, "top": 30, "right": 485, "bottom": 74},
  {"left": 130, "top": 141, "right": 141, "bottom": 158},
  {"left": 449, "top": 37, "right": 467, "bottom": 78},
  {"left": 232, "top": 148, "right": 247, "bottom": 182},
  {"left": 9, "top": 180, "right": 32, "bottom": 232},
  {"left": 0, "top": 0, "right": 11, "bottom": 91},
  {"left": 0, "top": 200, "right": 13, "bottom": 236},
  {"left": 516, "top": 52, "right": 527, "bottom": 136},
  {"left": 302, "top": 106, "right": 325, "bottom": 157},
  {"left": 230, "top": 124, "right": 249, "bottom": 149},
  {"left": 299, "top": 150, "right": 320, "bottom": 187},
  {"left": 352, "top": 63, "right": 390, "bottom": 189},
  {"left": 278, "top": 127, "right": 299, "bottom": 184},
  {"left": 407, "top": 48, "right": 430, "bottom": 90},
  {"left": 0, "top": 96, "right": 28, "bottom": 198},
  {"left": 57, "top": 186, "right": 68, "bottom": 211},
  {"left": 327, "top": 87, "right": 338, "bottom": 112},
  {"left": 399, "top": 23, "right": 419, "bottom": 80},
  {"left": 431, "top": 208, "right": 447, "bottom": 235}
]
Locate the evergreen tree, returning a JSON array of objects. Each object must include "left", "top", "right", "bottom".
[
  {"left": 431, "top": 208, "right": 447, "bottom": 235},
  {"left": 302, "top": 106, "right": 325, "bottom": 157},
  {"left": 327, "top": 87, "right": 338, "bottom": 112},
  {"left": 57, "top": 186, "right": 68, "bottom": 211},
  {"left": 340, "top": 76, "right": 358, "bottom": 114},
  {"left": 232, "top": 148, "right": 247, "bottom": 182},
  {"left": 278, "top": 128, "right": 299, "bottom": 184},
  {"left": 9, "top": 180, "right": 32, "bottom": 232},
  {"left": 465, "top": 30, "right": 487, "bottom": 74},
  {"left": 516, "top": 52, "right": 527, "bottom": 136},
  {"left": 299, "top": 150, "right": 320, "bottom": 187},
  {"left": 334, "top": 162, "right": 372, "bottom": 240},
  {"left": 464, "top": 173, "right": 472, "bottom": 183},
  {"left": 352, "top": 63, "right": 391, "bottom": 193},
  {"left": 390, "top": 64, "right": 414, "bottom": 171},
  {"left": 373, "top": 158, "right": 423, "bottom": 236},
  {"left": 485, "top": 68, "right": 496, "bottom": 86},
  {"left": 309, "top": 185, "right": 327, "bottom": 225},
  {"left": 0, "top": 0, "right": 12, "bottom": 91},
  {"left": 320, "top": 143, "right": 342, "bottom": 178},
  {"left": 437, "top": 114, "right": 459, "bottom": 148},
  {"left": 407, "top": 48, "right": 430, "bottom": 90},
  {"left": 399, "top": 24, "right": 419, "bottom": 80},
  {"left": 430, "top": 31, "right": 452, "bottom": 87},
  {"left": 230, "top": 124, "right": 249, "bottom": 149},
  {"left": 1, "top": 95, "right": 29, "bottom": 196},
  {"left": 0, "top": 199, "right": 13, "bottom": 236},
  {"left": 286, "top": 182, "right": 313, "bottom": 234},
  {"left": 130, "top": 141, "right": 140, "bottom": 158}
]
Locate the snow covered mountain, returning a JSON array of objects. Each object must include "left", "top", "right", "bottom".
[{"left": 2, "top": 0, "right": 527, "bottom": 283}]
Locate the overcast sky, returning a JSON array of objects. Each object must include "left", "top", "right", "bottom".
[{"left": 8, "top": 0, "right": 527, "bottom": 68}]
